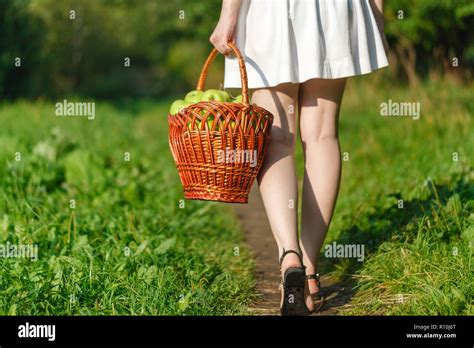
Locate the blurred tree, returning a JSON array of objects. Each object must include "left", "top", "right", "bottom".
[
  {"left": 0, "top": 0, "right": 46, "bottom": 98},
  {"left": 1, "top": 0, "right": 473, "bottom": 99},
  {"left": 25, "top": 0, "right": 221, "bottom": 99},
  {"left": 385, "top": 0, "right": 474, "bottom": 85}
]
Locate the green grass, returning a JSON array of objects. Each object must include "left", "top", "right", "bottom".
[
  {"left": 0, "top": 100, "right": 255, "bottom": 315},
  {"left": 0, "top": 77, "right": 472, "bottom": 316},
  {"left": 295, "top": 77, "right": 473, "bottom": 315}
]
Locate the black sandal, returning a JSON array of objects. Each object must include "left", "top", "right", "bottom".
[
  {"left": 307, "top": 273, "right": 324, "bottom": 312},
  {"left": 279, "top": 249, "right": 313, "bottom": 316}
]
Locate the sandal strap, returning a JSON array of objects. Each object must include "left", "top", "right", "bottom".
[
  {"left": 306, "top": 273, "right": 320, "bottom": 280},
  {"left": 279, "top": 248, "right": 304, "bottom": 267},
  {"left": 279, "top": 248, "right": 305, "bottom": 284},
  {"left": 307, "top": 273, "right": 321, "bottom": 287}
]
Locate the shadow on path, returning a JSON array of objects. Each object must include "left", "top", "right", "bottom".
[{"left": 233, "top": 172, "right": 471, "bottom": 315}]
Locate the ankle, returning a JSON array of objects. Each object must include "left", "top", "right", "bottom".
[
  {"left": 280, "top": 253, "right": 302, "bottom": 270},
  {"left": 279, "top": 248, "right": 304, "bottom": 273},
  {"left": 279, "top": 246, "right": 302, "bottom": 258},
  {"left": 304, "top": 264, "right": 318, "bottom": 276}
]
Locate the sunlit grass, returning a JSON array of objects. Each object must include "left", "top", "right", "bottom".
[
  {"left": 0, "top": 100, "right": 255, "bottom": 315},
  {"left": 0, "top": 77, "right": 471, "bottom": 315},
  {"left": 295, "top": 78, "right": 473, "bottom": 315}
]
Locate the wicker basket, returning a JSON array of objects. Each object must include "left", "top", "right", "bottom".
[{"left": 168, "top": 42, "right": 273, "bottom": 203}]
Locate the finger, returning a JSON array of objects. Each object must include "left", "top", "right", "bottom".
[
  {"left": 222, "top": 42, "right": 232, "bottom": 55},
  {"left": 213, "top": 41, "right": 223, "bottom": 54},
  {"left": 216, "top": 45, "right": 226, "bottom": 55},
  {"left": 209, "top": 35, "right": 222, "bottom": 52},
  {"left": 225, "top": 41, "right": 236, "bottom": 57},
  {"left": 218, "top": 42, "right": 229, "bottom": 55}
]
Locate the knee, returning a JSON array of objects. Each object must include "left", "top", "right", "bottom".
[
  {"left": 300, "top": 114, "right": 339, "bottom": 145},
  {"left": 301, "top": 131, "right": 339, "bottom": 145}
]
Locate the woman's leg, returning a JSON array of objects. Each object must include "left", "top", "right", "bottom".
[
  {"left": 298, "top": 78, "right": 347, "bottom": 295},
  {"left": 252, "top": 83, "right": 313, "bottom": 311}
]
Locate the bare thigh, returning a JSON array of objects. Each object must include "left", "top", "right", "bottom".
[
  {"left": 298, "top": 77, "right": 347, "bottom": 144},
  {"left": 252, "top": 82, "right": 299, "bottom": 178}
]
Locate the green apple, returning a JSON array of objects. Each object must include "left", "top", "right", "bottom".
[
  {"left": 201, "top": 89, "right": 231, "bottom": 102},
  {"left": 220, "top": 90, "right": 231, "bottom": 101},
  {"left": 169, "top": 99, "right": 185, "bottom": 115},
  {"left": 184, "top": 90, "right": 203, "bottom": 103},
  {"left": 233, "top": 95, "right": 243, "bottom": 103},
  {"left": 195, "top": 117, "right": 215, "bottom": 130},
  {"left": 206, "top": 116, "right": 215, "bottom": 130},
  {"left": 170, "top": 100, "right": 193, "bottom": 115},
  {"left": 186, "top": 118, "right": 198, "bottom": 131},
  {"left": 227, "top": 120, "right": 236, "bottom": 130},
  {"left": 180, "top": 101, "right": 194, "bottom": 116},
  {"left": 252, "top": 117, "right": 266, "bottom": 130}
]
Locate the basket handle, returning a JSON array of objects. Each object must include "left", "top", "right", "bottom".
[{"left": 196, "top": 42, "right": 249, "bottom": 105}]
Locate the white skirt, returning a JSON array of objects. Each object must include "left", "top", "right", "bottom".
[{"left": 224, "top": 0, "right": 389, "bottom": 89}]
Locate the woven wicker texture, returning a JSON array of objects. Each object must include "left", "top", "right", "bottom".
[{"left": 168, "top": 42, "right": 273, "bottom": 203}]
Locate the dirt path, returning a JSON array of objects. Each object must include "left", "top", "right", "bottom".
[{"left": 232, "top": 184, "right": 355, "bottom": 315}]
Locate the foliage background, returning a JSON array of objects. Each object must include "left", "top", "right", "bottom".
[{"left": 1, "top": 0, "right": 473, "bottom": 100}]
